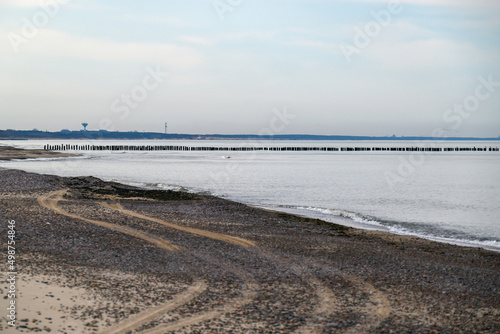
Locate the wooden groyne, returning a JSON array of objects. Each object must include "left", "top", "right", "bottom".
[{"left": 43, "top": 144, "right": 500, "bottom": 153}]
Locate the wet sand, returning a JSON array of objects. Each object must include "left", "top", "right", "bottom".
[
  {"left": 0, "top": 145, "right": 77, "bottom": 161},
  {"left": 0, "top": 168, "right": 499, "bottom": 333}
]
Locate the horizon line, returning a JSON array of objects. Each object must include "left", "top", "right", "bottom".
[{"left": 1, "top": 129, "right": 499, "bottom": 140}]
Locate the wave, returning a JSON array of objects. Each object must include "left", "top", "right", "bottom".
[
  {"left": 114, "top": 180, "right": 204, "bottom": 195},
  {"left": 294, "top": 206, "right": 384, "bottom": 226},
  {"left": 273, "top": 205, "right": 500, "bottom": 251},
  {"left": 79, "top": 176, "right": 500, "bottom": 252}
]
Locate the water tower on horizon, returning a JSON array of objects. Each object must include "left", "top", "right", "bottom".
[{"left": 81, "top": 123, "right": 88, "bottom": 131}]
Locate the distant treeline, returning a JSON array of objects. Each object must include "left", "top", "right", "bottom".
[{"left": 1, "top": 129, "right": 499, "bottom": 141}]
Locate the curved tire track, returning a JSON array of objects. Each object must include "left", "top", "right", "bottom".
[
  {"left": 141, "top": 281, "right": 258, "bottom": 334},
  {"left": 343, "top": 276, "right": 391, "bottom": 334},
  {"left": 39, "top": 190, "right": 390, "bottom": 332},
  {"left": 100, "top": 280, "right": 207, "bottom": 334},
  {"left": 138, "top": 250, "right": 260, "bottom": 333},
  {"left": 253, "top": 251, "right": 340, "bottom": 334},
  {"left": 100, "top": 202, "right": 256, "bottom": 248},
  {"left": 38, "top": 190, "right": 184, "bottom": 251},
  {"left": 293, "top": 277, "right": 338, "bottom": 334}
]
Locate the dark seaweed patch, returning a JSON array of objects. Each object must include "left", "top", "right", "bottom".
[{"left": 64, "top": 176, "right": 201, "bottom": 201}]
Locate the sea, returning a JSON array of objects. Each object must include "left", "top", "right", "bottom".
[{"left": 1, "top": 139, "right": 499, "bottom": 251}]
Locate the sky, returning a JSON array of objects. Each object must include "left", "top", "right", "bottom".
[{"left": 1, "top": 0, "right": 499, "bottom": 137}]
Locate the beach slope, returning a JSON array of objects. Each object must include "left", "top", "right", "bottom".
[{"left": 0, "top": 169, "right": 499, "bottom": 333}]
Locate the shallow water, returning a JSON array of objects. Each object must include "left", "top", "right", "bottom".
[{"left": 2, "top": 139, "right": 499, "bottom": 250}]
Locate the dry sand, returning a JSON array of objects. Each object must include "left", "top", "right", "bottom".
[{"left": 0, "top": 168, "right": 499, "bottom": 333}]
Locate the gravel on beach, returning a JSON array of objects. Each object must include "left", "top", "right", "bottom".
[{"left": 0, "top": 168, "right": 498, "bottom": 333}]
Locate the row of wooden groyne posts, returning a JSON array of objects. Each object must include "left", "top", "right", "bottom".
[{"left": 44, "top": 144, "right": 500, "bottom": 152}]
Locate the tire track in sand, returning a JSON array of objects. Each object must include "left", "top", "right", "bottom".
[
  {"left": 293, "top": 277, "right": 338, "bottom": 334},
  {"left": 137, "top": 250, "right": 258, "bottom": 333},
  {"left": 40, "top": 191, "right": 259, "bottom": 332},
  {"left": 100, "top": 280, "right": 207, "bottom": 334},
  {"left": 38, "top": 190, "right": 184, "bottom": 251},
  {"left": 141, "top": 280, "right": 258, "bottom": 334},
  {"left": 100, "top": 202, "right": 256, "bottom": 248},
  {"left": 343, "top": 276, "right": 391, "bottom": 334},
  {"left": 290, "top": 273, "right": 390, "bottom": 334},
  {"left": 251, "top": 251, "right": 339, "bottom": 334},
  {"left": 256, "top": 251, "right": 391, "bottom": 334}
]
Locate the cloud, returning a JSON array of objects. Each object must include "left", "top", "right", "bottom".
[
  {"left": 353, "top": 0, "right": 500, "bottom": 8},
  {"left": 1, "top": 29, "right": 204, "bottom": 69},
  {"left": 337, "top": 19, "right": 499, "bottom": 70},
  {"left": 367, "top": 38, "right": 496, "bottom": 71},
  {"left": 284, "top": 39, "right": 341, "bottom": 54},
  {"left": 0, "top": 0, "right": 71, "bottom": 8},
  {"left": 118, "top": 14, "right": 201, "bottom": 28},
  {"left": 177, "top": 36, "right": 213, "bottom": 46},
  {"left": 218, "top": 30, "right": 279, "bottom": 43}
]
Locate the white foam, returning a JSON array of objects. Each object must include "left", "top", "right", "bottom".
[{"left": 271, "top": 205, "right": 500, "bottom": 252}]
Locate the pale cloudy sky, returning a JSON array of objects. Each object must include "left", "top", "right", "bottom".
[{"left": 1, "top": 0, "right": 499, "bottom": 136}]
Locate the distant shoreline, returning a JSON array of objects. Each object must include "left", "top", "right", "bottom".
[
  {"left": 1, "top": 129, "right": 499, "bottom": 141},
  {"left": 0, "top": 145, "right": 78, "bottom": 161}
]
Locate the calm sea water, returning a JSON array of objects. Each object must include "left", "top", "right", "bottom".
[{"left": 1, "top": 139, "right": 499, "bottom": 251}]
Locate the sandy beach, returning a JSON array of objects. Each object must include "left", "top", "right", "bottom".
[
  {"left": 0, "top": 146, "right": 77, "bottom": 161},
  {"left": 0, "top": 150, "right": 499, "bottom": 332}
]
